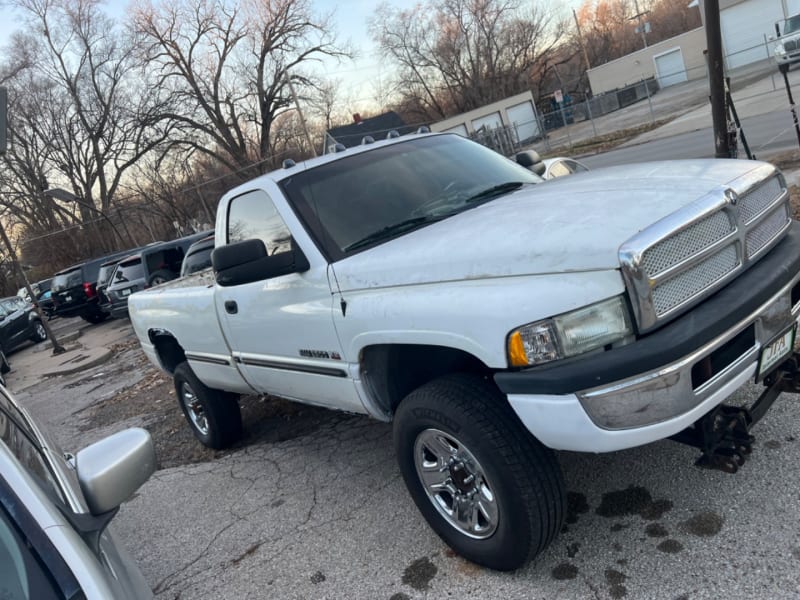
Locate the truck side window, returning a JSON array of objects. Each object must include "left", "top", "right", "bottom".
[{"left": 227, "top": 190, "right": 292, "bottom": 256}]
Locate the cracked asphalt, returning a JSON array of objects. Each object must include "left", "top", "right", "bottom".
[{"left": 7, "top": 318, "right": 800, "bottom": 599}]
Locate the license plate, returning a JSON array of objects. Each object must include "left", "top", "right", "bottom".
[
  {"left": 120, "top": 288, "right": 131, "bottom": 297},
  {"left": 756, "top": 325, "right": 796, "bottom": 381},
  {"left": 64, "top": 295, "right": 72, "bottom": 303}
]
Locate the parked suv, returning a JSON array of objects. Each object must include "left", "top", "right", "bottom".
[
  {"left": 50, "top": 251, "right": 134, "bottom": 323},
  {"left": 106, "top": 231, "right": 212, "bottom": 319},
  {"left": 97, "top": 256, "right": 128, "bottom": 316}
]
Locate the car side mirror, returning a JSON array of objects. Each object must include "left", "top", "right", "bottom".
[
  {"left": 212, "top": 237, "right": 310, "bottom": 287},
  {"left": 75, "top": 428, "right": 155, "bottom": 516},
  {"left": 515, "top": 150, "right": 546, "bottom": 176}
]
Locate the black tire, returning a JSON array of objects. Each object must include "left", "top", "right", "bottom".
[
  {"left": 148, "top": 270, "right": 176, "bottom": 287},
  {"left": 173, "top": 361, "right": 242, "bottom": 449},
  {"left": 393, "top": 373, "right": 565, "bottom": 571},
  {"left": 82, "top": 311, "right": 108, "bottom": 324},
  {"left": 0, "top": 351, "right": 9, "bottom": 375},
  {"left": 30, "top": 320, "right": 47, "bottom": 343}
]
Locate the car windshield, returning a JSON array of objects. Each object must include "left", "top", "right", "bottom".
[
  {"left": 281, "top": 134, "right": 541, "bottom": 258},
  {"left": 785, "top": 15, "right": 800, "bottom": 34},
  {"left": 51, "top": 268, "right": 82, "bottom": 292}
]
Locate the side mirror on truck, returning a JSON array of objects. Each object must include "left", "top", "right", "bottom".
[
  {"left": 212, "top": 238, "right": 310, "bottom": 287},
  {"left": 515, "top": 150, "right": 546, "bottom": 176}
]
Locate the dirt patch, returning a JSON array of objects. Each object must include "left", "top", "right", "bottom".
[{"left": 80, "top": 356, "right": 335, "bottom": 470}]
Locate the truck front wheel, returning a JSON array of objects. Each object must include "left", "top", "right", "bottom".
[
  {"left": 393, "top": 373, "right": 565, "bottom": 571},
  {"left": 173, "top": 362, "right": 243, "bottom": 449}
]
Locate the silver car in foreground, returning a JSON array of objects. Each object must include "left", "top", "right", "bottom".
[{"left": 0, "top": 384, "right": 155, "bottom": 599}]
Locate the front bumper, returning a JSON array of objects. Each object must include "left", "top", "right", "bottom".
[{"left": 497, "top": 225, "right": 800, "bottom": 453}]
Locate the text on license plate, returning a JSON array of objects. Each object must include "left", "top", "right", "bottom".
[
  {"left": 757, "top": 326, "right": 796, "bottom": 381},
  {"left": 120, "top": 288, "right": 131, "bottom": 297}
]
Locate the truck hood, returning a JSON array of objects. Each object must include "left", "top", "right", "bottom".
[{"left": 332, "top": 160, "right": 767, "bottom": 291}]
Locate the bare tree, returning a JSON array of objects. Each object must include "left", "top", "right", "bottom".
[
  {"left": 574, "top": 0, "right": 701, "bottom": 68},
  {"left": 370, "top": 0, "right": 564, "bottom": 121},
  {"left": 133, "top": 0, "right": 349, "bottom": 175},
  {"left": 2, "top": 0, "right": 173, "bottom": 255}
]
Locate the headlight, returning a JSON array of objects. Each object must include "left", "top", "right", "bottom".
[
  {"left": 507, "top": 296, "right": 633, "bottom": 367},
  {"left": 776, "top": 43, "right": 786, "bottom": 56}
]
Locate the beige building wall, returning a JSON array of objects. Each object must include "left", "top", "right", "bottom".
[
  {"left": 430, "top": 91, "right": 537, "bottom": 135},
  {"left": 588, "top": 27, "right": 707, "bottom": 95}
]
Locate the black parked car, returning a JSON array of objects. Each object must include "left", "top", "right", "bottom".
[
  {"left": 105, "top": 231, "right": 212, "bottom": 319},
  {"left": 0, "top": 296, "right": 48, "bottom": 384},
  {"left": 50, "top": 251, "right": 134, "bottom": 323}
]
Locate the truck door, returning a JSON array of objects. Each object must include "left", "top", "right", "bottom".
[{"left": 214, "top": 189, "right": 364, "bottom": 414}]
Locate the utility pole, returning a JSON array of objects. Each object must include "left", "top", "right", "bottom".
[
  {"left": 0, "top": 212, "right": 65, "bottom": 354},
  {"left": 631, "top": 0, "right": 649, "bottom": 49},
  {"left": 285, "top": 73, "right": 317, "bottom": 158},
  {"left": 572, "top": 9, "right": 592, "bottom": 72},
  {"left": 703, "top": 0, "right": 731, "bottom": 158}
]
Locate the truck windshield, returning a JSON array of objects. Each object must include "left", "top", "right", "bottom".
[
  {"left": 785, "top": 15, "right": 800, "bottom": 34},
  {"left": 281, "top": 134, "right": 541, "bottom": 259}
]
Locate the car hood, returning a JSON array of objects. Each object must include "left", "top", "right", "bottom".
[{"left": 331, "top": 160, "right": 768, "bottom": 291}]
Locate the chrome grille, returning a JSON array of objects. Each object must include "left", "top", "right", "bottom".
[
  {"left": 652, "top": 245, "right": 740, "bottom": 314},
  {"left": 619, "top": 165, "right": 791, "bottom": 333},
  {"left": 786, "top": 39, "right": 797, "bottom": 51},
  {"left": 739, "top": 176, "right": 783, "bottom": 224},
  {"left": 746, "top": 203, "right": 790, "bottom": 258},
  {"left": 640, "top": 211, "right": 733, "bottom": 275}
]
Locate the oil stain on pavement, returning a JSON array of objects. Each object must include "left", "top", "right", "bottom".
[
  {"left": 680, "top": 511, "right": 724, "bottom": 537},
  {"left": 605, "top": 568, "right": 628, "bottom": 598},
  {"left": 595, "top": 486, "right": 673, "bottom": 520},
  {"left": 402, "top": 557, "right": 437, "bottom": 591},
  {"left": 551, "top": 562, "right": 579, "bottom": 580}
]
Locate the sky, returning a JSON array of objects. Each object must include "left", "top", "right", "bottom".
[
  {"left": 0, "top": 0, "right": 421, "bottom": 114},
  {"left": 0, "top": 0, "right": 582, "bottom": 119}
]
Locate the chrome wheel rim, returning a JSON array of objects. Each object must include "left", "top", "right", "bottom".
[
  {"left": 179, "top": 381, "right": 208, "bottom": 435},
  {"left": 35, "top": 323, "right": 46, "bottom": 340},
  {"left": 413, "top": 428, "right": 499, "bottom": 539}
]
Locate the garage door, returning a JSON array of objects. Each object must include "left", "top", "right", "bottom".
[
  {"left": 654, "top": 48, "right": 688, "bottom": 88},
  {"left": 506, "top": 101, "right": 540, "bottom": 143},
  {"left": 721, "top": 0, "right": 783, "bottom": 69},
  {"left": 471, "top": 112, "right": 502, "bottom": 132}
]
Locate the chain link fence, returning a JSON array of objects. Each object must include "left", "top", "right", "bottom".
[{"left": 466, "top": 36, "right": 787, "bottom": 158}]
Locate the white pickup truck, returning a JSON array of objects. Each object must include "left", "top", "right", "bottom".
[{"left": 129, "top": 133, "right": 800, "bottom": 570}]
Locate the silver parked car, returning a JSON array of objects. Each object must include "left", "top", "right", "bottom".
[{"left": 0, "top": 383, "right": 155, "bottom": 599}]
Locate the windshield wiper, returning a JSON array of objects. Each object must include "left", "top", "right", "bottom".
[
  {"left": 344, "top": 215, "right": 445, "bottom": 252},
  {"left": 463, "top": 181, "right": 525, "bottom": 204}
]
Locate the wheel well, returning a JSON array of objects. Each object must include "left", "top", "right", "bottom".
[
  {"left": 149, "top": 330, "right": 186, "bottom": 374},
  {"left": 360, "top": 344, "right": 492, "bottom": 417}
]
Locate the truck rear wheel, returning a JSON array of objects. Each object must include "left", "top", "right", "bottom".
[
  {"left": 393, "top": 373, "right": 565, "bottom": 571},
  {"left": 173, "top": 362, "right": 243, "bottom": 449}
]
